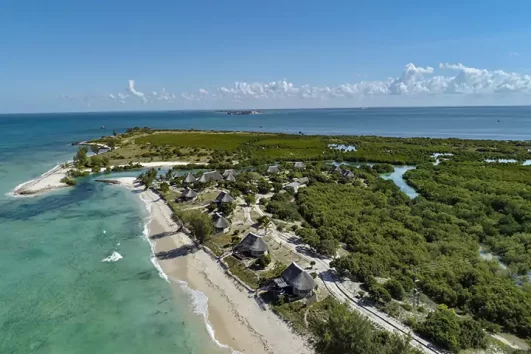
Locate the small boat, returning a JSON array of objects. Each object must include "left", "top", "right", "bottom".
[{"left": 100, "top": 125, "right": 105, "bottom": 129}]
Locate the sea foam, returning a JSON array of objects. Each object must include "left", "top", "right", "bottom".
[
  {"left": 137, "top": 190, "right": 242, "bottom": 354},
  {"left": 176, "top": 279, "right": 243, "bottom": 354},
  {"left": 101, "top": 251, "right": 123, "bottom": 263}
]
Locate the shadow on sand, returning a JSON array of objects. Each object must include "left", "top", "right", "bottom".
[
  {"left": 155, "top": 244, "right": 198, "bottom": 260},
  {"left": 149, "top": 231, "right": 177, "bottom": 240}
]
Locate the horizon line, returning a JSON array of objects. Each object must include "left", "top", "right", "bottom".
[{"left": 2, "top": 103, "right": 531, "bottom": 116}]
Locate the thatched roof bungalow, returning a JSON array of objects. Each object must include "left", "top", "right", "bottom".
[
  {"left": 212, "top": 212, "right": 230, "bottom": 234},
  {"left": 181, "top": 188, "right": 198, "bottom": 201},
  {"left": 276, "top": 262, "right": 315, "bottom": 297},
  {"left": 199, "top": 171, "right": 223, "bottom": 183},
  {"left": 341, "top": 169, "right": 355, "bottom": 179},
  {"left": 234, "top": 232, "right": 268, "bottom": 258},
  {"left": 225, "top": 173, "right": 236, "bottom": 182},
  {"left": 266, "top": 165, "right": 280, "bottom": 174},
  {"left": 331, "top": 165, "right": 343, "bottom": 173},
  {"left": 183, "top": 173, "right": 197, "bottom": 184},
  {"left": 222, "top": 169, "right": 235, "bottom": 177},
  {"left": 215, "top": 191, "right": 235, "bottom": 204}
]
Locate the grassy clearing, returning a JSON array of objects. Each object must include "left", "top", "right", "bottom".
[
  {"left": 203, "top": 240, "right": 223, "bottom": 257},
  {"left": 271, "top": 296, "right": 336, "bottom": 335},
  {"left": 224, "top": 255, "right": 260, "bottom": 289},
  {"left": 136, "top": 132, "right": 259, "bottom": 150}
]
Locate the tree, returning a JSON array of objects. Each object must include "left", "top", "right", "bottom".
[
  {"left": 90, "top": 144, "right": 101, "bottom": 155},
  {"left": 415, "top": 305, "right": 461, "bottom": 352},
  {"left": 257, "top": 179, "right": 271, "bottom": 194},
  {"left": 73, "top": 146, "right": 89, "bottom": 167},
  {"left": 311, "top": 300, "right": 421, "bottom": 354},
  {"left": 113, "top": 129, "right": 117, "bottom": 136},
  {"left": 218, "top": 202, "right": 235, "bottom": 216},
  {"left": 384, "top": 279, "right": 406, "bottom": 300},
  {"left": 140, "top": 168, "right": 158, "bottom": 190},
  {"left": 185, "top": 210, "right": 213, "bottom": 243},
  {"left": 160, "top": 182, "right": 170, "bottom": 193},
  {"left": 257, "top": 215, "right": 271, "bottom": 228},
  {"left": 255, "top": 253, "right": 271, "bottom": 269},
  {"left": 244, "top": 194, "right": 256, "bottom": 206}
]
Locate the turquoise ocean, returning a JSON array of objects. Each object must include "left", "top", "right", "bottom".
[{"left": 1, "top": 106, "right": 531, "bottom": 354}]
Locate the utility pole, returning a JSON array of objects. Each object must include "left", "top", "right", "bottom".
[{"left": 413, "top": 266, "right": 418, "bottom": 309}]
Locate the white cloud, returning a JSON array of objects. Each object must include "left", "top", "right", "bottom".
[
  {"left": 127, "top": 80, "right": 146, "bottom": 102},
  {"left": 180, "top": 63, "right": 531, "bottom": 102},
  {"left": 68, "top": 63, "right": 531, "bottom": 109}
]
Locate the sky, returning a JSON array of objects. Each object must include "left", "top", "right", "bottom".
[{"left": 1, "top": 0, "right": 531, "bottom": 113}]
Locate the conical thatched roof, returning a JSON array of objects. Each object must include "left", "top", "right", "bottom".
[
  {"left": 331, "top": 165, "right": 342, "bottom": 173},
  {"left": 213, "top": 213, "right": 230, "bottom": 229},
  {"left": 199, "top": 171, "right": 224, "bottom": 183},
  {"left": 181, "top": 188, "right": 197, "bottom": 198},
  {"left": 222, "top": 169, "right": 235, "bottom": 177},
  {"left": 281, "top": 262, "right": 315, "bottom": 292},
  {"left": 342, "top": 169, "right": 355, "bottom": 178},
  {"left": 215, "top": 191, "right": 234, "bottom": 203},
  {"left": 183, "top": 173, "right": 197, "bottom": 183},
  {"left": 237, "top": 232, "right": 268, "bottom": 253},
  {"left": 225, "top": 173, "right": 236, "bottom": 182},
  {"left": 266, "top": 165, "right": 280, "bottom": 174}
]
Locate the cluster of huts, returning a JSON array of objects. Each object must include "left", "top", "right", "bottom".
[{"left": 233, "top": 232, "right": 316, "bottom": 300}]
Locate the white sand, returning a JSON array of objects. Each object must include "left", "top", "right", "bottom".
[
  {"left": 11, "top": 160, "right": 204, "bottom": 197},
  {"left": 112, "top": 177, "right": 312, "bottom": 354},
  {"left": 138, "top": 161, "right": 207, "bottom": 167},
  {"left": 12, "top": 165, "right": 69, "bottom": 196}
]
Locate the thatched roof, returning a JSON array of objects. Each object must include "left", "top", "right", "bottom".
[
  {"left": 266, "top": 165, "right": 280, "bottom": 174},
  {"left": 296, "top": 177, "right": 309, "bottom": 185},
  {"left": 236, "top": 232, "right": 268, "bottom": 253},
  {"left": 183, "top": 173, "right": 197, "bottom": 183},
  {"left": 281, "top": 262, "right": 315, "bottom": 292},
  {"left": 215, "top": 191, "right": 235, "bottom": 203},
  {"left": 293, "top": 161, "right": 305, "bottom": 169},
  {"left": 331, "top": 165, "right": 342, "bottom": 173},
  {"left": 213, "top": 213, "right": 230, "bottom": 229},
  {"left": 222, "top": 169, "right": 235, "bottom": 177},
  {"left": 181, "top": 188, "right": 197, "bottom": 198},
  {"left": 341, "top": 170, "right": 355, "bottom": 178},
  {"left": 225, "top": 173, "right": 236, "bottom": 182},
  {"left": 199, "top": 171, "right": 223, "bottom": 183}
]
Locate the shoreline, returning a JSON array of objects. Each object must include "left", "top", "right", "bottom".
[
  {"left": 10, "top": 161, "right": 206, "bottom": 197},
  {"left": 117, "top": 177, "right": 312, "bottom": 354}
]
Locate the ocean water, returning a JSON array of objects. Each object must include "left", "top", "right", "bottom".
[{"left": 1, "top": 106, "right": 531, "bottom": 353}]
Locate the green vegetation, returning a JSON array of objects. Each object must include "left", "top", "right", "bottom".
[
  {"left": 96, "top": 129, "right": 531, "bottom": 166},
  {"left": 224, "top": 255, "right": 259, "bottom": 289},
  {"left": 310, "top": 299, "right": 422, "bottom": 354},
  {"left": 86, "top": 128, "right": 531, "bottom": 352},
  {"left": 60, "top": 177, "right": 77, "bottom": 186},
  {"left": 415, "top": 305, "right": 485, "bottom": 352},
  {"left": 177, "top": 209, "right": 213, "bottom": 244}
]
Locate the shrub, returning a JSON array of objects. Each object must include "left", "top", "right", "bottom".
[{"left": 60, "top": 177, "right": 77, "bottom": 186}]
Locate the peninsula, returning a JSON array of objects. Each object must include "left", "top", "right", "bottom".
[{"left": 15, "top": 127, "right": 531, "bottom": 353}]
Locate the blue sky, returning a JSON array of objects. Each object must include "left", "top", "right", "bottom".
[{"left": 1, "top": 0, "right": 531, "bottom": 113}]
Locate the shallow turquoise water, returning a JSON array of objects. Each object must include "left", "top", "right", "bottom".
[
  {"left": 0, "top": 116, "right": 229, "bottom": 353},
  {"left": 0, "top": 176, "right": 227, "bottom": 354}
]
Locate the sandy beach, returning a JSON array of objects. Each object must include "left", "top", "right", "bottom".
[
  {"left": 113, "top": 177, "right": 312, "bottom": 354},
  {"left": 12, "top": 165, "right": 69, "bottom": 196},
  {"left": 11, "top": 160, "right": 206, "bottom": 196}
]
